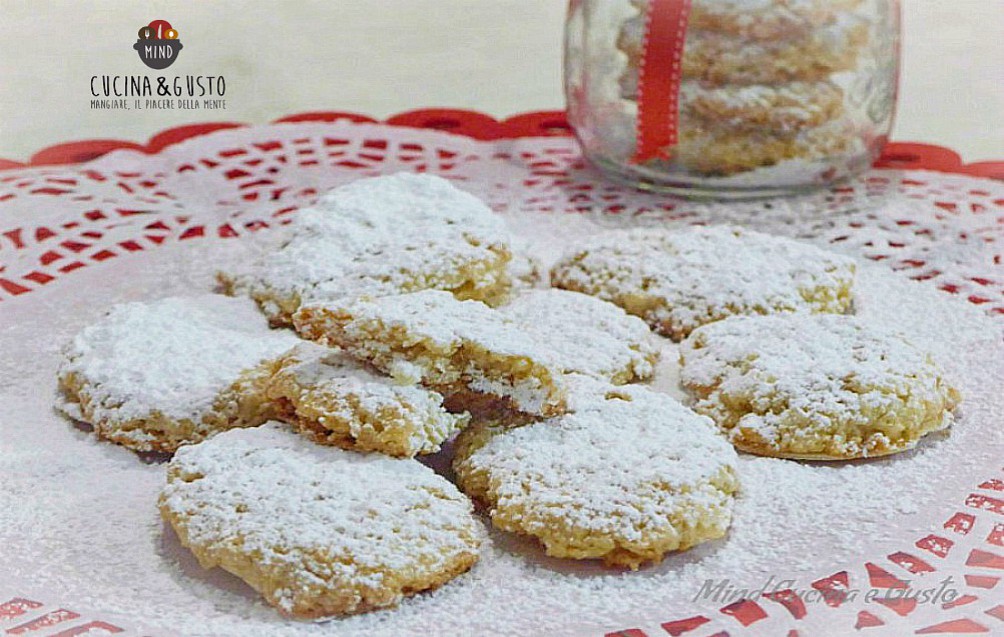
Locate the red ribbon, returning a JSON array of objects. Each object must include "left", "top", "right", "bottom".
[{"left": 632, "top": 0, "right": 692, "bottom": 163}]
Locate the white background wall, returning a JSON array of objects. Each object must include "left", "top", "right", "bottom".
[{"left": 0, "top": 0, "right": 1000, "bottom": 161}]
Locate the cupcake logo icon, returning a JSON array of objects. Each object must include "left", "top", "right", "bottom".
[{"left": 134, "top": 20, "right": 182, "bottom": 70}]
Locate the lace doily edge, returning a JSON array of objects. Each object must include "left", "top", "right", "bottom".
[{"left": 1, "top": 109, "right": 1001, "bottom": 180}]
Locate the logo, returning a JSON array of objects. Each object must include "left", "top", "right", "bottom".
[
  {"left": 133, "top": 20, "right": 182, "bottom": 70},
  {"left": 90, "top": 18, "right": 226, "bottom": 112}
]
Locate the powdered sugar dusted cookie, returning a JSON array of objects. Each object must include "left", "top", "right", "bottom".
[
  {"left": 57, "top": 295, "right": 299, "bottom": 453},
  {"left": 679, "top": 20, "right": 869, "bottom": 85},
  {"left": 551, "top": 225, "right": 855, "bottom": 341},
  {"left": 621, "top": 2, "right": 868, "bottom": 84},
  {"left": 265, "top": 342, "right": 469, "bottom": 458},
  {"left": 159, "top": 423, "right": 484, "bottom": 619},
  {"left": 619, "top": 80, "right": 847, "bottom": 132},
  {"left": 630, "top": 0, "right": 864, "bottom": 40},
  {"left": 506, "top": 250, "right": 543, "bottom": 293},
  {"left": 616, "top": 81, "right": 860, "bottom": 175},
  {"left": 219, "top": 173, "right": 514, "bottom": 326},
  {"left": 680, "top": 314, "right": 961, "bottom": 460},
  {"left": 294, "top": 290, "right": 568, "bottom": 417},
  {"left": 453, "top": 378, "right": 739, "bottom": 569},
  {"left": 673, "top": 116, "right": 861, "bottom": 176},
  {"left": 500, "top": 289, "right": 659, "bottom": 384}
]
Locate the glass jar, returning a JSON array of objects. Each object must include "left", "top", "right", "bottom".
[{"left": 564, "top": 0, "right": 900, "bottom": 198}]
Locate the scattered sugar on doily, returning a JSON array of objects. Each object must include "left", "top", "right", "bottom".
[{"left": 2, "top": 206, "right": 1002, "bottom": 636}]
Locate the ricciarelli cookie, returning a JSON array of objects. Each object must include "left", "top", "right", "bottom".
[
  {"left": 618, "top": 80, "right": 847, "bottom": 134},
  {"left": 453, "top": 378, "right": 739, "bottom": 569},
  {"left": 630, "top": 0, "right": 865, "bottom": 40},
  {"left": 219, "top": 173, "right": 514, "bottom": 326},
  {"left": 265, "top": 342, "right": 469, "bottom": 458},
  {"left": 499, "top": 289, "right": 659, "bottom": 384},
  {"left": 506, "top": 250, "right": 543, "bottom": 294},
  {"left": 672, "top": 116, "right": 861, "bottom": 176},
  {"left": 619, "top": 10, "right": 868, "bottom": 85},
  {"left": 293, "top": 290, "right": 568, "bottom": 417},
  {"left": 684, "top": 21, "right": 868, "bottom": 86},
  {"left": 159, "top": 423, "right": 484, "bottom": 619},
  {"left": 680, "top": 314, "right": 961, "bottom": 460},
  {"left": 613, "top": 79, "right": 856, "bottom": 175},
  {"left": 551, "top": 225, "right": 855, "bottom": 341},
  {"left": 57, "top": 295, "right": 299, "bottom": 453}
]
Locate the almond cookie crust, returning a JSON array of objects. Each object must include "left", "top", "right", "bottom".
[
  {"left": 294, "top": 290, "right": 568, "bottom": 417},
  {"left": 57, "top": 295, "right": 299, "bottom": 453},
  {"left": 680, "top": 314, "right": 961, "bottom": 460},
  {"left": 453, "top": 378, "right": 739, "bottom": 569},
  {"left": 265, "top": 343, "right": 468, "bottom": 458},
  {"left": 551, "top": 225, "right": 856, "bottom": 341},
  {"left": 219, "top": 173, "right": 514, "bottom": 326},
  {"left": 159, "top": 423, "right": 485, "bottom": 619}
]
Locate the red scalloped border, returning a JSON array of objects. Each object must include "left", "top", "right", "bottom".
[
  {"left": 1, "top": 110, "right": 1002, "bottom": 636},
  {"left": 1, "top": 109, "right": 1000, "bottom": 180}
]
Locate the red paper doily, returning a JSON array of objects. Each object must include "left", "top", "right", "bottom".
[{"left": 0, "top": 111, "right": 1002, "bottom": 637}]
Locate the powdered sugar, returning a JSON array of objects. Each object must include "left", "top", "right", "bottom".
[
  {"left": 275, "top": 343, "right": 394, "bottom": 388},
  {"left": 500, "top": 289, "right": 659, "bottom": 383},
  {"left": 551, "top": 224, "right": 856, "bottom": 340},
  {"left": 221, "top": 173, "right": 513, "bottom": 323},
  {"left": 679, "top": 314, "right": 959, "bottom": 458},
  {"left": 454, "top": 377, "right": 738, "bottom": 555},
  {"left": 267, "top": 342, "right": 467, "bottom": 456},
  {"left": 2, "top": 200, "right": 1003, "bottom": 636},
  {"left": 463, "top": 377, "right": 735, "bottom": 488},
  {"left": 160, "top": 422, "right": 484, "bottom": 615},
  {"left": 57, "top": 294, "right": 299, "bottom": 424}
]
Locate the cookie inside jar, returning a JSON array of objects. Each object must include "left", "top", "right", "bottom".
[{"left": 564, "top": 0, "right": 900, "bottom": 197}]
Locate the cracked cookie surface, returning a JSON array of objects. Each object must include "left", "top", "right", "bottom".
[
  {"left": 680, "top": 314, "right": 961, "bottom": 459},
  {"left": 57, "top": 294, "right": 299, "bottom": 453},
  {"left": 159, "top": 423, "right": 485, "bottom": 619},
  {"left": 294, "top": 290, "right": 569, "bottom": 417},
  {"left": 265, "top": 342, "right": 468, "bottom": 458},
  {"left": 219, "top": 173, "right": 513, "bottom": 326},
  {"left": 551, "top": 225, "right": 855, "bottom": 341},
  {"left": 453, "top": 378, "right": 739, "bottom": 569}
]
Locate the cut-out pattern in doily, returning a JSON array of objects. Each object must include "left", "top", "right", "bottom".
[{"left": 1, "top": 116, "right": 1002, "bottom": 637}]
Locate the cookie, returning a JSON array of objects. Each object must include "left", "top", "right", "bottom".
[
  {"left": 293, "top": 290, "right": 568, "bottom": 417},
  {"left": 551, "top": 225, "right": 855, "bottom": 341},
  {"left": 618, "top": 11, "right": 868, "bottom": 85},
  {"left": 685, "top": 20, "right": 868, "bottom": 85},
  {"left": 453, "top": 378, "right": 739, "bottom": 569},
  {"left": 159, "top": 423, "right": 484, "bottom": 619},
  {"left": 613, "top": 78, "right": 856, "bottom": 175},
  {"left": 265, "top": 342, "right": 469, "bottom": 458},
  {"left": 680, "top": 314, "right": 961, "bottom": 460},
  {"left": 630, "top": 0, "right": 865, "bottom": 40},
  {"left": 506, "top": 250, "right": 543, "bottom": 293},
  {"left": 499, "top": 289, "right": 659, "bottom": 384},
  {"left": 618, "top": 80, "right": 847, "bottom": 135},
  {"left": 672, "top": 116, "right": 862, "bottom": 176},
  {"left": 219, "top": 173, "right": 514, "bottom": 327},
  {"left": 57, "top": 295, "right": 299, "bottom": 453}
]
